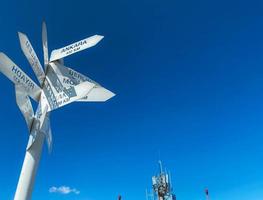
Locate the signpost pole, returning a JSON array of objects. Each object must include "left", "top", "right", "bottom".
[{"left": 14, "top": 133, "right": 45, "bottom": 200}]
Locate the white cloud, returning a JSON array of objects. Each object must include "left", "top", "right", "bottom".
[{"left": 49, "top": 186, "right": 80, "bottom": 195}]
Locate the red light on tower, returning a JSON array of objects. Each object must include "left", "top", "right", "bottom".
[{"left": 205, "top": 188, "right": 210, "bottom": 200}]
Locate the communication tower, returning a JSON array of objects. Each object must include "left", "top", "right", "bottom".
[{"left": 147, "top": 161, "right": 176, "bottom": 200}]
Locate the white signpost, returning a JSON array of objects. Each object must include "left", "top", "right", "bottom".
[{"left": 0, "top": 22, "right": 115, "bottom": 200}]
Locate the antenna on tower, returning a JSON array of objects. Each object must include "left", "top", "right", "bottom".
[
  {"left": 146, "top": 188, "right": 155, "bottom": 200},
  {"left": 158, "top": 160, "right": 163, "bottom": 174},
  {"left": 169, "top": 171, "right": 173, "bottom": 191},
  {"left": 205, "top": 188, "right": 210, "bottom": 200},
  {"left": 150, "top": 161, "right": 176, "bottom": 200}
]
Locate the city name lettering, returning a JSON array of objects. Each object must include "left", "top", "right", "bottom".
[
  {"left": 60, "top": 40, "right": 87, "bottom": 54},
  {"left": 68, "top": 69, "right": 87, "bottom": 82},
  {"left": 43, "top": 81, "right": 57, "bottom": 109},
  {"left": 57, "top": 93, "right": 70, "bottom": 106},
  {"left": 63, "top": 77, "right": 75, "bottom": 85},
  {"left": 12, "top": 65, "right": 35, "bottom": 90}
]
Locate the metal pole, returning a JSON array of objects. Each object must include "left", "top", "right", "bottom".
[
  {"left": 14, "top": 132, "right": 45, "bottom": 200},
  {"left": 205, "top": 189, "right": 210, "bottom": 200},
  {"left": 158, "top": 160, "right": 163, "bottom": 174}
]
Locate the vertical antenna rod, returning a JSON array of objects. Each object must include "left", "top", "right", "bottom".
[
  {"left": 158, "top": 160, "right": 163, "bottom": 174},
  {"left": 146, "top": 189, "right": 149, "bottom": 200}
]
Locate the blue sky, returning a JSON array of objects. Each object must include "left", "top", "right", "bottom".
[{"left": 1, "top": 0, "right": 263, "bottom": 199}]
